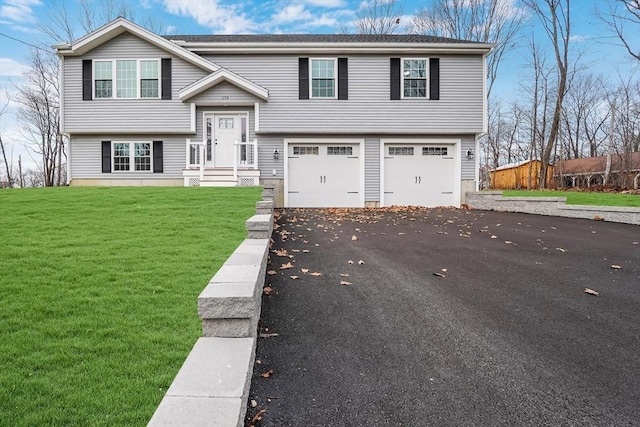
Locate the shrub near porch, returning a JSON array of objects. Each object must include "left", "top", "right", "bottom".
[{"left": 0, "top": 186, "right": 261, "bottom": 426}]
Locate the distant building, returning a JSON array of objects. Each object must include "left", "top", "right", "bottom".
[{"left": 555, "top": 152, "right": 640, "bottom": 189}]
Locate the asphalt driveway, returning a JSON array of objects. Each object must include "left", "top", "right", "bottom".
[{"left": 246, "top": 208, "right": 640, "bottom": 426}]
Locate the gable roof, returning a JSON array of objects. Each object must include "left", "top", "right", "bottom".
[
  {"left": 165, "top": 33, "right": 494, "bottom": 55},
  {"left": 179, "top": 68, "right": 269, "bottom": 101},
  {"left": 555, "top": 153, "right": 640, "bottom": 176},
  {"left": 54, "top": 17, "right": 219, "bottom": 73}
]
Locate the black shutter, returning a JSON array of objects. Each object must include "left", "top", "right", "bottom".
[
  {"left": 338, "top": 57, "right": 348, "bottom": 100},
  {"left": 390, "top": 58, "right": 400, "bottom": 100},
  {"left": 161, "top": 58, "right": 172, "bottom": 100},
  {"left": 429, "top": 58, "right": 440, "bottom": 100},
  {"left": 298, "top": 57, "right": 309, "bottom": 100},
  {"left": 153, "top": 141, "right": 163, "bottom": 173},
  {"left": 82, "top": 59, "right": 92, "bottom": 101},
  {"left": 101, "top": 141, "right": 111, "bottom": 173}
]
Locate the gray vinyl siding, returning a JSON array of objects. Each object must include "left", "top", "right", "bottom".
[
  {"left": 461, "top": 135, "right": 476, "bottom": 180},
  {"left": 188, "top": 81, "right": 261, "bottom": 105},
  {"left": 205, "top": 54, "right": 485, "bottom": 134},
  {"left": 69, "top": 135, "right": 186, "bottom": 179},
  {"left": 364, "top": 138, "right": 380, "bottom": 202},
  {"left": 63, "top": 32, "right": 208, "bottom": 133},
  {"left": 256, "top": 136, "right": 284, "bottom": 179}
]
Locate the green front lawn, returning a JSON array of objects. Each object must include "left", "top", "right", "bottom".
[
  {"left": 503, "top": 190, "right": 640, "bottom": 207},
  {"left": 0, "top": 186, "right": 262, "bottom": 426}
]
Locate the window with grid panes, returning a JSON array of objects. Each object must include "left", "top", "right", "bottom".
[{"left": 311, "top": 59, "right": 336, "bottom": 98}]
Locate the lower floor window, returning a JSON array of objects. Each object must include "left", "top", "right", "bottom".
[{"left": 113, "top": 142, "right": 152, "bottom": 171}]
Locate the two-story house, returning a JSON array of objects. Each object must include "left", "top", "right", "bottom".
[{"left": 56, "top": 18, "right": 493, "bottom": 208}]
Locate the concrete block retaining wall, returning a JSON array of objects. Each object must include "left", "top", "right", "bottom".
[
  {"left": 466, "top": 191, "right": 640, "bottom": 226},
  {"left": 149, "top": 186, "right": 274, "bottom": 427}
]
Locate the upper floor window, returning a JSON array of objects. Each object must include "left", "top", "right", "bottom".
[
  {"left": 94, "top": 59, "right": 160, "bottom": 99},
  {"left": 402, "top": 59, "right": 427, "bottom": 98},
  {"left": 311, "top": 59, "right": 336, "bottom": 98}
]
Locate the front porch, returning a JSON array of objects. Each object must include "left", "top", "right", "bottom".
[{"left": 183, "top": 139, "right": 260, "bottom": 187}]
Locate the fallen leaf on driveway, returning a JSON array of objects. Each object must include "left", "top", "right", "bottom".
[
  {"left": 610, "top": 265, "right": 622, "bottom": 270},
  {"left": 261, "top": 370, "right": 274, "bottom": 378},
  {"left": 490, "top": 235, "right": 497, "bottom": 239},
  {"left": 358, "top": 260, "right": 365, "bottom": 265},
  {"left": 348, "top": 260, "right": 354, "bottom": 264},
  {"left": 340, "top": 273, "right": 350, "bottom": 277},
  {"left": 301, "top": 268, "right": 309, "bottom": 274},
  {"left": 251, "top": 399, "right": 258, "bottom": 408},
  {"left": 263, "top": 286, "right": 273, "bottom": 295},
  {"left": 309, "top": 272, "right": 322, "bottom": 277},
  {"left": 267, "top": 270, "right": 277, "bottom": 276},
  {"left": 441, "top": 268, "right": 447, "bottom": 272},
  {"left": 259, "top": 332, "right": 279, "bottom": 338},
  {"left": 274, "top": 249, "right": 288, "bottom": 257},
  {"left": 302, "top": 249, "right": 310, "bottom": 253},
  {"left": 351, "top": 235, "right": 358, "bottom": 241},
  {"left": 433, "top": 272, "right": 445, "bottom": 277},
  {"left": 249, "top": 409, "right": 266, "bottom": 426},
  {"left": 291, "top": 275, "right": 301, "bottom": 280},
  {"left": 584, "top": 288, "right": 599, "bottom": 296},
  {"left": 340, "top": 281, "right": 352, "bottom": 286},
  {"left": 556, "top": 248, "right": 567, "bottom": 253},
  {"left": 280, "top": 262, "right": 294, "bottom": 269}
]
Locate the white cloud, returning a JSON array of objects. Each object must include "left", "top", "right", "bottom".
[
  {"left": 305, "top": 0, "right": 345, "bottom": 7},
  {"left": 306, "top": 14, "right": 338, "bottom": 28},
  {"left": 570, "top": 34, "right": 589, "bottom": 43},
  {"left": 162, "top": 0, "right": 256, "bottom": 34},
  {"left": 272, "top": 4, "right": 313, "bottom": 24},
  {"left": 140, "top": 0, "right": 152, "bottom": 9},
  {"left": 0, "top": 57, "right": 30, "bottom": 77},
  {"left": 0, "top": 0, "right": 41, "bottom": 24}
]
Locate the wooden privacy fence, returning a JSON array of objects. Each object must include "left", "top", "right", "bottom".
[{"left": 490, "top": 160, "right": 553, "bottom": 190}]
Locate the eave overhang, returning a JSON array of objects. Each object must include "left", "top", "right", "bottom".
[
  {"left": 179, "top": 69, "right": 269, "bottom": 101},
  {"left": 54, "top": 17, "right": 219, "bottom": 73}
]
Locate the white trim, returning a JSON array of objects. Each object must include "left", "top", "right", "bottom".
[
  {"left": 59, "top": 56, "right": 65, "bottom": 132},
  {"left": 283, "top": 138, "right": 365, "bottom": 208},
  {"left": 190, "top": 103, "right": 196, "bottom": 132},
  {"left": 482, "top": 52, "right": 489, "bottom": 133},
  {"left": 400, "top": 57, "right": 428, "bottom": 100},
  {"left": 380, "top": 138, "right": 461, "bottom": 207},
  {"left": 254, "top": 102, "right": 260, "bottom": 132},
  {"left": 64, "top": 134, "right": 71, "bottom": 184},
  {"left": 55, "top": 17, "right": 220, "bottom": 73},
  {"left": 179, "top": 69, "right": 268, "bottom": 101},
  {"left": 309, "top": 58, "right": 338, "bottom": 99}
]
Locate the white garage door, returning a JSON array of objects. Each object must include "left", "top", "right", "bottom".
[
  {"left": 384, "top": 144, "right": 456, "bottom": 207},
  {"left": 287, "top": 143, "right": 362, "bottom": 208}
]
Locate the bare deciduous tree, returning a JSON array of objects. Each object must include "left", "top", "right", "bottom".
[
  {"left": 597, "top": 0, "right": 640, "bottom": 62},
  {"left": 408, "top": 0, "right": 525, "bottom": 100},
  {"left": 352, "top": 0, "right": 403, "bottom": 35},
  {"left": 0, "top": 99, "right": 14, "bottom": 187},
  {"left": 523, "top": 0, "right": 572, "bottom": 188},
  {"left": 14, "top": 50, "right": 62, "bottom": 187}
]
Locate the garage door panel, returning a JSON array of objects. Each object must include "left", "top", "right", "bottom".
[
  {"left": 384, "top": 144, "right": 456, "bottom": 207},
  {"left": 287, "top": 143, "right": 361, "bottom": 208}
]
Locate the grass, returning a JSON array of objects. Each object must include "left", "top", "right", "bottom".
[
  {"left": 0, "top": 186, "right": 262, "bottom": 426},
  {"left": 502, "top": 190, "right": 640, "bottom": 207}
]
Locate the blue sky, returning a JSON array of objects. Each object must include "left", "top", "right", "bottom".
[{"left": 0, "top": 0, "right": 637, "bottom": 169}]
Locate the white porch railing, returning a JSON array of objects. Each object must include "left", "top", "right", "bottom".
[{"left": 185, "top": 138, "right": 258, "bottom": 182}]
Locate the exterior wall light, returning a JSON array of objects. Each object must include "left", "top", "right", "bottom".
[
  {"left": 273, "top": 149, "right": 280, "bottom": 160},
  {"left": 466, "top": 149, "right": 475, "bottom": 160}
]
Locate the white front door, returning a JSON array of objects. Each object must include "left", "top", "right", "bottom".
[{"left": 205, "top": 115, "right": 238, "bottom": 168}]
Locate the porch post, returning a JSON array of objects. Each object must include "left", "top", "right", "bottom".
[
  {"left": 185, "top": 138, "right": 191, "bottom": 168},
  {"left": 233, "top": 140, "right": 238, "bottom": 184},
  {"left": 253, "top": 139, "right": 258, "bottom": 170},
  {"left": 200, "top": 143, "right": 204, "bottom": 181}
]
